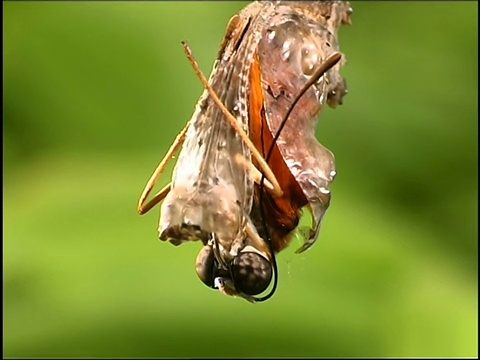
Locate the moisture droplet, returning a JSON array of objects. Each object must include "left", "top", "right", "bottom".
[
  {"left": 301, "top": 44, "right": 319, "bottom": 76},
  {"left": 319, "top": 187, "right": 330, "bottom": 195},
  {"left": 282, "top": 40, "right": 291, "bottom": 61},
  {"left": 319, "top": 92, "right": 325, "bottom": 104},
  {"left": 268, "top": 30, "right": 276, "bottom": 41}
]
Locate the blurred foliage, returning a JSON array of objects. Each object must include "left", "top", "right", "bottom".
[{"left": 3, "top": 1, "right": 478, "bottom": 358}]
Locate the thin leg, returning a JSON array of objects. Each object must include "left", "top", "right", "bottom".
[
  {"left": 138, "top": 183, "right": 172, "bottom": 215},
  {"left": 234, "top": 154, "right": 280, "bottom": 197},
  {"left": 182, "top": 41, "right": 284, "bottom": 198},
  {"left": 245, "top": 222, "right": 273, "bottom": 261},
  {"left": 137, "top": 121, "right": 190, "bottom": 214},
  {"left": 211, "top": 234, "right": 229, "bottom": 270}
]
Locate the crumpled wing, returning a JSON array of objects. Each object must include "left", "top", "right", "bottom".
[
  {"left": 256, "top": 1, "right": 352, "bottom": 252},
  {"left": 159, "top": 1, "right": 278, "bottom": 251}
]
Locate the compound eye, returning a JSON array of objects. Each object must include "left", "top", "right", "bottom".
[
  {"left": 230, "top": 252, "right": 273, "bottom": 296},
  {"left": 195, "top": 245, "right": 215, "bottom": 288}
]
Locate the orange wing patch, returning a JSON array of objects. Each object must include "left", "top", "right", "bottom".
[{"left": 249, "top": 53, "right": 308, "bottom": 253}]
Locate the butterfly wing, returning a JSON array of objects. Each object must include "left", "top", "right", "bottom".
[{"left": 254, "top": 1, "right": 352, "bottom": 253}]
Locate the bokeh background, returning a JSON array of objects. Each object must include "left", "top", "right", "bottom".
[{"left": 4, "top": 1, "right": 478, "bottom": 358}]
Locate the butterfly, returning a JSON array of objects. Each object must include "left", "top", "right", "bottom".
[{"left": 137, "top": 1, "right": 352, "bottom": 302}]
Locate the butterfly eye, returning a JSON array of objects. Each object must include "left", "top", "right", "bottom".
[
  {"left": 230, "top": 251, "right": 273, "bottom": 296},
  {"left": 195, "top": 245, "right": 216, "bottom": 287}
]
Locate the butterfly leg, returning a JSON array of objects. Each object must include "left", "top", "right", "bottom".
[
  {"left": 245, "top": 221, "right": 273, "bottom": 261},
  {"left": 233, "top": 154, "right": 280, "bottom": 197},
  {"left": 137, "top": 120, "right": 190, "bottom": 214},
  {"left": 138, "top": 183, "right": 172, "bottom": 215},
  {"left": 182, "top": 41, "right": 283, "bottom": 199}
]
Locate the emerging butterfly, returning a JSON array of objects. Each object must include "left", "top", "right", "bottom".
[{"left": 137, "top": 1, "right": 352, "bottom": 302}]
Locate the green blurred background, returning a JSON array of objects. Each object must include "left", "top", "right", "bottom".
[{"left": 4, "top": 1, "right": 478, "bottom": 358}]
